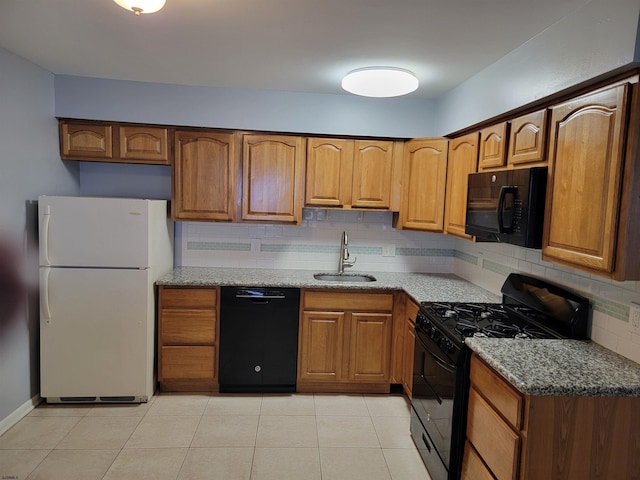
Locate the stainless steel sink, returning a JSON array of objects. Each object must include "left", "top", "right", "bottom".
[{"left": 313, "top": 273, "right": 377, "bottom": 282}]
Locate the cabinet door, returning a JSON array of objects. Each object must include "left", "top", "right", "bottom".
[
  {"left": 478, "top": 123, "right": 508, "bottom": 170},
  {"left": 400, "top": 138, "right": 448, "bottom": 231},
  {"left": 118, "top": 125, "right": 169, "bottom": 164},
  {"left": 242, "top": 134, "right": 305, "bottom": 223},
  {"left": 444, "top": 132, "right": 479, "bottom": 238},
  {"left": 351, "top": 140, "right": 394, "bottom": 208},
  {"left": 298, "top": 311, "right": 345, "bottom": 382},
  {"left": 543, "top": 84, "right": 629, "bottom": 274},
  {"left": 402, "top": 320, "right": 416, "bottom": 398},
  {"left": 508, "top": 109, "right": 548, "bottom": 167},
  {"left": 348, "top": 312, "right": 392, "bottom": 383},
  {"left": 173, "top": 131, "right": 238, "bottom": 221},
  {"left": 305, "top": 138, "right": 354, "bottom": 207},
  {"left": 60, "top": 121, "right": 113, "bottom": 160}
]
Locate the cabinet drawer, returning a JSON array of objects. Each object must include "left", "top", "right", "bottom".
[
  {"left": 161, "top": 310, "right": 216, "bottom": 344},
  {"left": 467, "top": 387, "right": 520, "bottom": 480},
  {"left": 161, "top": 346, "right": 215, "bottom": 380},
  {"left": 161, "top": 287, "right": 217, "bottom": 309},
  {"left": 303, "top": 290, "right": 394, "bottom": 311},
  {"left": 461, "top": 441, "right": 496, "bottom": 480},
  {"left": 470, "top": 355, "right": 523, "bottom": 429}
]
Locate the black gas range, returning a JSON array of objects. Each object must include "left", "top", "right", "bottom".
[{"left": 409, "top": 273, "right": 590, "bottom": 480}]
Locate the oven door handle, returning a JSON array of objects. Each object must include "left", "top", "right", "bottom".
[{"left": 415, "top": 332, "right": 457, "bottom": 374}]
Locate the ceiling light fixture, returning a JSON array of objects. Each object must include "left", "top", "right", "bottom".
[
  {"left": 341, "top": 67, "right": 419, "bottom": 98},
  {"left": 113, "top": 0, "right": 166, "bottom": 15}
]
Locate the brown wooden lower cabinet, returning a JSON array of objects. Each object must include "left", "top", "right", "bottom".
[
  {"left": 401, "top": 298, "right": 418, "bottom": 398},
  {"left": 462, "top": 354, "right": 640, "bottom": 479},
  {"left": 157, "top": 286, "right": 219, "bottom": 392},
  {"left": 297, "top": 289, "right": 394, "bottom": 393}
]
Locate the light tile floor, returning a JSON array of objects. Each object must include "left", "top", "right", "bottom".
[{"left": 0, "top": 393, "right": 431, "bottom": 480}]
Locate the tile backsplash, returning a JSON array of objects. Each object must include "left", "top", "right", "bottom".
[
  {"left": 180, "top": 209, "right": 455, "bottom": 273},
  {"left": 179, "top": 210, "right": 640, "bottom": 364},
  {"left": 455, "top": 239, "right": 640, "bottom": 364}
]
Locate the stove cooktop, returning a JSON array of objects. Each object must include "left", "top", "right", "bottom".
[{"left": 419, "top": 301, "right": 561, "bottom": 344}]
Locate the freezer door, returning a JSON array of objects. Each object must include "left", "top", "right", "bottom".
[
  {"left": 38, "top": 195, "right": 160, "bottom": 268},
  {"left": 40, "top": 267, "right": 154, "bottom": 400}
]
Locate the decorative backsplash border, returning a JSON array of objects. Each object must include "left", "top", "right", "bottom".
[{"left": 184, "top": 237, "right": 632, "bottom": 323}]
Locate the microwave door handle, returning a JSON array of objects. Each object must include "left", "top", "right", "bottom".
[{"left": 497, "top": 186, "right": 517, "bottom": 234}]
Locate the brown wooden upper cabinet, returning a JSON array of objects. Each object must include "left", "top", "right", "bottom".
[
  {"left": 507, "top": 109, "right": 548, "bottom": 167},
  {"left": 397, "top": 138, "right": 448, "bottom": 231},
  {"left": 444, "top": 132, "right": 479, "bottom": 239},
  {"left": 172, "top": 131, "right": 239, "bottom": 221},
  {"left": 478, "top": 122, "right": 508, "bottom": 170},
  {"left": 305, "top": 138, "right": 401, "bottom": 210},
  {"left": 242, "top": 134, "right": 306, "bottom": 223},
  {"left": 59, "top": 120, "right": 170, "bottom": 165},
  {"left": 543, "top": 81, "right": 640, "bottom": 280}
]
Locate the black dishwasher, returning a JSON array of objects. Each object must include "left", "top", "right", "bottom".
[{"left": 219, "top": 286, "right": 300, "bottom": 393}]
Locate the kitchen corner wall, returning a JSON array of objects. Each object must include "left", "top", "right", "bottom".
[
  {"left": 181, "top": 210, "right": 455, "bottom": 273},
  {"left": 454, "top": 239, "right": 640, "bottom": 364}
]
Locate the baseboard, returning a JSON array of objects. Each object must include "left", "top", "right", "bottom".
[{"left": 0, "top": 394, "right": 41, "bottom": 436}]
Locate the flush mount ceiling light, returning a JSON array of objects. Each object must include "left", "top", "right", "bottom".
[
  {"left": 113, "top": 0, "right": 166, "bottom": 15},
  {"left": 341, "top": 67, "right": 419, "bottom": 98}
]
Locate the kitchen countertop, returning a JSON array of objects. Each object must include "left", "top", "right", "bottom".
[
  {"left": 156, "top": 266, "right": 501, "bottom": 305},
  {"left": 466, "top": 338, "right": 640, "bottom": 397}
]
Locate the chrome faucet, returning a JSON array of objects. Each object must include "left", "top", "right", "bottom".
[{"left": 338, "top": 231, "right": 356, "bottom": 273}]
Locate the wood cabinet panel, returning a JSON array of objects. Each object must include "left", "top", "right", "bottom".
[
  {"left": 402, "top": 314, "right": 416, "bottom": 398},
  {"left": 161, "top": 346, "right": 215, "bottom": 380},
  {"left": 478, "top": 123, "right": 508, "bottom": 170},
  {"left": 398, "top": 138, "right": 448, "bottom": 231},
  {"left": 242, "top": 134, "right": 305, "bottom": 223},
  {"left": 303, "top": 290, "right": 394, "bottom": 311},
  {"left": 298, "top": 289, "right": 394, "bottom": 392},
  {"left": 348, "top": 312, "right": 392, "bottom": 383},
  {"left": 445, "top": 132, "right": 479, "bottom": 239},
  {"left": 173, "top": 131, "right": 238, "bottom": 221},
  {"left": 466, "top": 353, "right": 640, "bottom": 479},
  {"left": 461, "top": 441, "right": 496, "bottom": 480},
  {"left": 60, "top": 120, "right": 170, "bottom": 164},
  {"left": 467, "top": 387, "right": 520, "bottom": 480},
  {"left": 351, "top": 140, "right": 394, "bottom": 208},
  {"left": 160, "top": 287, "right": 217, "bottom": 309},
  {"left": 298, "top": 311, "right": 345, "bottom": 382},
  {"left": 523, "top": 394, "right": 640, "bottom": 479},
  {"left": 305, "top": 138, "right": 354, "bottom": 207},
  {"left": 60, "top": 122, "right": 113, "bottom": 159},
  {"left": 158, "top": 286, "right": 218, "bottom": 392},
  {"left": 161, "top": 310, "right": 216, "bottom": 344},
  {"left": 118, "top": 125, "right": 169, "bottom": 164},
  {"left": 543, "top": 84, "right": 628, "bottom": 274},
  {"left": 507, "top": 109, "right": 548, "bottom": 167},
  {"left": 470, "top": 355, "right": 523, "bottom": 429}
]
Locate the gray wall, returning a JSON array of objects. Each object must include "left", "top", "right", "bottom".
[
  {"left": 435, "top": 0, "right": 640, "bottom": 135},
  {"left": 54, "top": 76, "right": 437, "bottom": 138},
  {"left": 0, "top": 48, "right": 80, "bottom": 424}
]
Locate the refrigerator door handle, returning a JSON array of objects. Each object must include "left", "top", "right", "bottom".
[
  {"left": 40, "top": 207, "right": 51, "bottom": 266},
  {"left": 40, "top": 267, "right": 52, "bottom": 324}
]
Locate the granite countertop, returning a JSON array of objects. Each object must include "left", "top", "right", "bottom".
[
  {"left": 156, "top": 266, "right": 501, "bottom": 305},
  {"left": 466, "top": 338, "right": 640, "bottom": 397}
]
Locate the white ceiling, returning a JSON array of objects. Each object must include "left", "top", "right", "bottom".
[{"left": 0, "top": 0, "right": 592, "bottom": 99}]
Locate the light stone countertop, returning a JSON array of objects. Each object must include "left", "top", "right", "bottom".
[
  {"left": 466, "top": 338, "right": 640, "bottom": 397},
  {"left": 158, "top": 267, "right": 640, "bottom": 397},
  {"left": 156, "top": 266, "right": 501, "bottom": 305}
]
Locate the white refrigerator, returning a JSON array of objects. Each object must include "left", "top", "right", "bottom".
[{"left": 38, "top": 195, "right": 173, "bottom": 403}]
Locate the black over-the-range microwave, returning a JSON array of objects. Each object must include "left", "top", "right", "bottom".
[{"left": 465, "top": 166, "right": 547, "bottom": 248}]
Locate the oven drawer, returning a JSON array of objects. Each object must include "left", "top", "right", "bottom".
[
  {"left": 466, "top": 386, "right": 520, "bottom": 480},
  {"left": 470, "top": 355, "right": 523, "bottom": 430}
]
